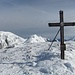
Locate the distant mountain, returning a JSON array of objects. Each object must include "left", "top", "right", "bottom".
[
  {"left": 0, "top": 31, "right": 75, "bottom": 49},
  {"left": 67, "top": 36, "right": 75, "bottom": 41},
  {"left": 0, "top": 31, "right": 26, "bottom": 48},
  {"left": 25, "top": 34, "right": 46, "bottom": 43}
]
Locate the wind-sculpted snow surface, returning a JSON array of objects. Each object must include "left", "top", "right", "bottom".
[{"left": 0, "top": 32, "right": 75, "bottom": 75}]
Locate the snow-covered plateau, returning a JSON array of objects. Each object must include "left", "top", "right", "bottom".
[{"left": 0, "top": 31, "right": 75, "bottom": 75}]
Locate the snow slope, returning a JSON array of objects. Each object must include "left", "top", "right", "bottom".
[
  {"left": 0, "top": 32, "right": 75, "bottom": 75},
  {"left": 25, "top": 34, "right": 46, "bottom": 43},
  {"left": 0, "top": 31, "right": 26, "bottom": 48}
]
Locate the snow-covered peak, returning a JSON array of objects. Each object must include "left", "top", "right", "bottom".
[
  {"left": 0, "top": 31, "right": 26, "bottom": 48},
  {"left": 25, "top": 34, "right": 46, "bottom": 43},
  {"left": 67, "top": 36, "right": 75, "bottom": 41}
]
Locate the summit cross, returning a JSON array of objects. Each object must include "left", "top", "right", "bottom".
[{"left": 48, "top": 10, "right": 75, "bottom": 59}]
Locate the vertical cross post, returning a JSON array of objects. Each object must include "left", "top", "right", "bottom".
[
  {"left": 60, "top": 10, "right": 65, "bottom": 59},
  {"left": 48, "top": 10, "right": 75, "bottom": 59}
]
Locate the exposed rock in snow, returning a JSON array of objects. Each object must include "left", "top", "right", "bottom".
[
  {"left": 25, "top": 34, "right": 46, "bottom": 43},
  {"left": 0, "top": 31, "right": 26, "bottom": 48}
]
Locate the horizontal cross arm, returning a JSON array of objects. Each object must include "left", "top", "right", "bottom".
[{"left": 48, "top": 22, "right": 75, "bottom": 27}]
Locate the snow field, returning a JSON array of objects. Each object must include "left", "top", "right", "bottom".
[{"left": 0, "top": 31, "right": 75, "bottom": 75}]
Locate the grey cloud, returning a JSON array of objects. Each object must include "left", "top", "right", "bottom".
[{"left": 0, "top": 0, "right": 75, "bottom": 39}]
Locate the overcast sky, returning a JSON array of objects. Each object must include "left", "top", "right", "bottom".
[{"left": 0, "top": 0, "right": 75, "bottom": 39}]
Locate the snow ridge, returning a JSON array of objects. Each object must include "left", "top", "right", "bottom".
[{"left": 25, "top": 34, "right": 46, "bottom": 43}]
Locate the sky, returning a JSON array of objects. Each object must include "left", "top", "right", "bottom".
[{"left": 0, "top": 0, "right": 75, "bottom": 39}]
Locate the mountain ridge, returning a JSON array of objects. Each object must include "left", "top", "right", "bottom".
[{"left": 0, "top": 31, "right": 75, "bottom": 75}]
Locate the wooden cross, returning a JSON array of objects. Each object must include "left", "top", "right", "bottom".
[{"left": 48, "top": 10, "right": 75, "bottom": 59}]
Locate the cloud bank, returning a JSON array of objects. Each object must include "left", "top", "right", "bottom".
[{"left": 0, "top": 0, "right": 75, "bottom": 39}]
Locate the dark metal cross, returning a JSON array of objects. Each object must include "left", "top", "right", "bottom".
[{"left": 48, "top": 10, "right": 75, "bottom": 59}]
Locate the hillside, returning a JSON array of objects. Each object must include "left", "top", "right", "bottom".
[
  {"left": 0, "top": 31, "right": 75, "bottom": 75},
  {"left": 0, "top": 31, "right": 26, "bottom": 48}
]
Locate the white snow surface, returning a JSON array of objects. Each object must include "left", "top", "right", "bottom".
[
  {"left": 25, "top": 34, "right": 46, "bottom": 43},
  {"left": 0, "top": 31, "right": 75, "bottom": 75},
  {"left": 0, "top": 31, "right": 26, "bottom": 48}
]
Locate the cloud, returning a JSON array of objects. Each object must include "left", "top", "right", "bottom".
[
  {"left": 0, "top": 0, "right": 75, "bottom": 39},
  {"left": 0, "top": 4, "right": 53, "bottom": 38}
]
